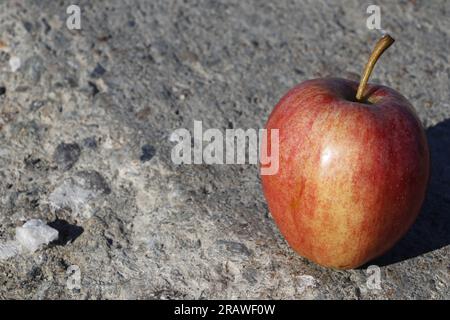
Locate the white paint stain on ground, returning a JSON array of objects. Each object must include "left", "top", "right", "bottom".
[{"left": 9, "top": 56, "right": 21, "bottom": 72}]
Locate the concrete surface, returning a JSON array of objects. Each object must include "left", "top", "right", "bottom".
[{"left": 0, "top": 0, "right": 449, "bottom": 299}]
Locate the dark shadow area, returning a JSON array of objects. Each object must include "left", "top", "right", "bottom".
[
  {"left": 48, "top": 219, "right": 84, "bottom": 246},
  {"left": 367, "top": 118, "right": 450, "bottom": 267}
]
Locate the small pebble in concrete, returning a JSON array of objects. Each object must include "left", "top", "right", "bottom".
[
  {"left": 22, "top": 21, "right": 33, "bottom": 33},
  {"left": 76, "top": 170, "right": 111, "bottom": 195},
  {"left": 53, "top": 142, "right": 81, "bottom": 171},
  {"left": 16, "top": 219, "right": 59, "bottom": 253},
  {"left": 216, "top": 240, "right": 251, "bottom": 257},
  {"left": 140, "top": 144, "right": 156, "bottom": 162},
  {"left": 83, "top": 136, "right": 97, "bottom": 149},
  {"left": 90, "top": 63, "right": 106, "bottom": 78},
  {"left": 29, "top": 100, "right": 45, "bottom": 111}
]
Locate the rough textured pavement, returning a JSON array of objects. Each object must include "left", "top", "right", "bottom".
[{"left": 0, "top": 0, "right": 449, "bottom": 299}]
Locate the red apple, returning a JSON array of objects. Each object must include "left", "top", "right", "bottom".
[{"left": 260, "top": 35, "right": 430, "bottom": 269}]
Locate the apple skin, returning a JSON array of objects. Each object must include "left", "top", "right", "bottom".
[{"left": 261, "top": 78, "right": 430, "bottom": 269}]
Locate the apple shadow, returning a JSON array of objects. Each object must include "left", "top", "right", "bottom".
[{"left": 365, "top": 118, "right": 450, "bottom": 267}]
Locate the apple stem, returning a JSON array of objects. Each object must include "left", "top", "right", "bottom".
[{"left": 356, "top": 34, "right": 395, "bottom": 102}]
